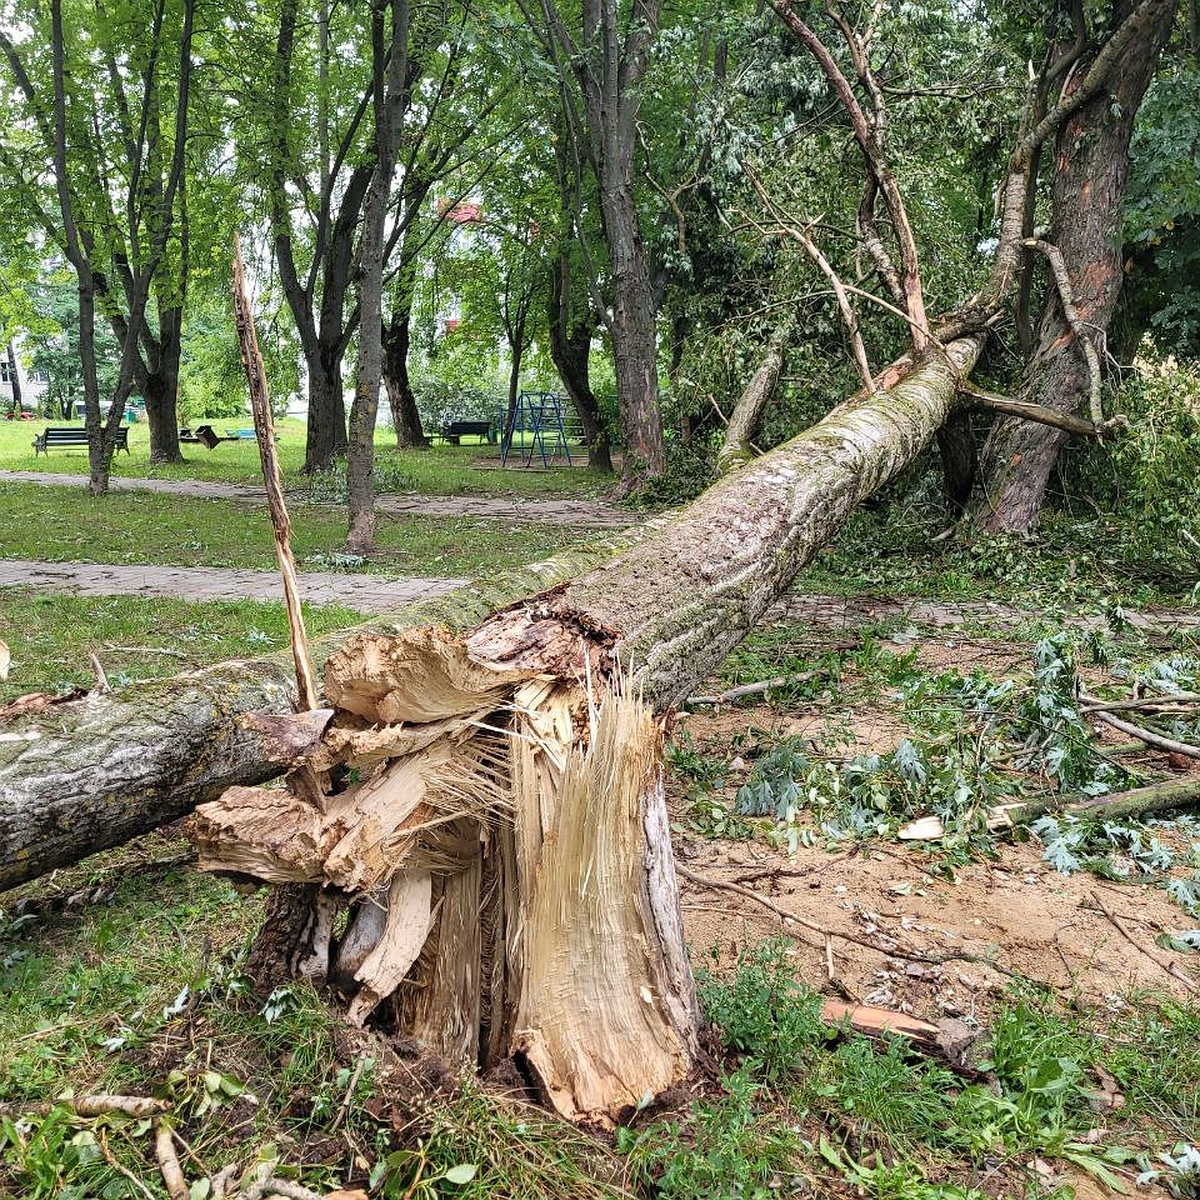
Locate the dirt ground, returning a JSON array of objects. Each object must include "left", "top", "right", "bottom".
[{"left": 671, "top": 696, "right": 1200, "bottom": 1024}]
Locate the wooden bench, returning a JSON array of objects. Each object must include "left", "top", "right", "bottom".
[
  {"left": 33, "top": 426, "right": 130, "bottom": 456},
  {"left": 440, "top": 419, "right": 494, "bottom": 445}
]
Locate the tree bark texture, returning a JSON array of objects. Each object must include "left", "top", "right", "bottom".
[
  {"left": 601, "top": 170, "right": 666, "bottom": 494},
  {"left": 383, "top": 307, "right": 428, "bottom": 449},
  {"left": 718, "top": 334, "right": 787, "bottom": 472},
  {"left": 0, "top": 338, "right": 979, "bottom": 893},
  {"left": 976, "top": 0, "right": 1176, "bottom": 532},
  {"left": 548, "top": 249, "right": 612, "bottom": 472},
  {"left": 142, "top": 304, "right": 184, "bottom": 465}
]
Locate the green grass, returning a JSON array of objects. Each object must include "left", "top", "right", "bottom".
[
  {"left": 796, "top": 503, "right": 1198, "bottom": 610},
  {"left": 0, "top": 482, "right": 587, "bottom": 578},
  {"left": 0, "top": 845, "right": 629, "bottom": 1198},
  {"left": 0, "top": 589, "right": 367, "bottom": 700},
  {"left": 0, "top": 416, "right": 606, "bottom": 498}
]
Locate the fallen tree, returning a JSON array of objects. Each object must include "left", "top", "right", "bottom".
[{"left": 1, "top": 337, "right": 980, "bottom": 1122}]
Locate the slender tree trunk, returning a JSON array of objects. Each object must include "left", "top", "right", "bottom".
[
  {"left": 346, "top": 167, "right": 387, "bottom": 552},
  {"left": 975, "top": 0, "right": 1176, "bottom": 532},
  {"left": 504, "top": 316, "right": 526, "bottom": 436},
  {"left": 5, "top": 343, "right": 21, "bottom": 414},
  {"left": 347, "top": 0, "right": 402, "bottom": 552},
  {"left": 718, "top": 331, "right": 788, "bottom": 472},
  {"left": 383, "top": 308, "right": 428, "bottom": 449}
]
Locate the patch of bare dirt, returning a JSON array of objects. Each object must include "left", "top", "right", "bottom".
[
  {"left": 676, "top": 836, "right": 1198, "bottom": 1022},
  {"left": 671, "top": 642, "right": 1200, "bottom": 1023}
]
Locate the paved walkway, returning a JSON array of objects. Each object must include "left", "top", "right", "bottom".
[
  {"left": 0, "top": 559, "right": 465, "bottom": 613},
  {"left": 0, "top": 470, "right": 633, "bottom": 530}
]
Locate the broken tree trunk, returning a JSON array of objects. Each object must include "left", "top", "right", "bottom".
[
  {"left": 0, "top": 337, "right": 979, "bottom": 893},
  {"left": 718, "top": 331, "right": 789, "bottom": 473},
  {"left": 0, "top": 338, "right": 981, "bottom": 1121}
]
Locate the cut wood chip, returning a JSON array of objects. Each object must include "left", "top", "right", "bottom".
[{"left": 820, "top": 1000, "right": 979, "bottom": 1065}]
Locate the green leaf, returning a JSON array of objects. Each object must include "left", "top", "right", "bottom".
[{"left": 441, "top": 1162, "right": 478, "bottom": 1184}]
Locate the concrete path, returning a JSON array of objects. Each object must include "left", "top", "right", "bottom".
[
  {"left": 0, "top": 559, "right": 465, "bottom": 613},
  {"left": 0, "top": 470, "right": 633, "bottom": 530}
]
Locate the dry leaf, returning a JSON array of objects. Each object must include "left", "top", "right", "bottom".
[{"left": 323, "top": 1190, "right": 369, "bottom": 1200}]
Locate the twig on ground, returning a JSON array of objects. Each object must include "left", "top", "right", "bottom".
[
  {"left": 101, "top": 644, "right": 188, "bottom": 658},
  {"left": 98, "top": 1129, "right": 156, "bottom": 1200},
  {"left": 676, "top": 864, "right": 1033, "bottom": 982},
  {"left": 1080, "top": 699, "right": 1200, "bottom": 760},
  {"left": 154, "top": 1119, "right": 189, "bottom": 1200},
  {"left": 687, "top": 672, "right": 821, "bottom": 705},
  {"left": 1090, "top": 890, "right": 1197, "bottom": 994},
  {"left": 1080, "top": 693, "right": 1200, "bottom": 714},
  {"left": 330, "top": 1053, "right": 369, "bottom": 1132}
]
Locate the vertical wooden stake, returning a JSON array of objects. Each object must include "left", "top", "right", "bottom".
[{"left": 231, "top": 233, "right": 318, "bottom": 711}]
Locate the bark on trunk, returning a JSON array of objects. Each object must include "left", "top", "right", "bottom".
[
  {"left": 718, "top": 334, "right": 787, "bottom": 472},
  {"left": 5, "top": 343, "right": 22, "bottom": 414},
  {"left": 143, "top": 306, "right": 184, "bottom": 464},
  {"left": 601, "top": 172, "right": 665, "bottom": 494},
  {"left": 383, "top": 309, "right": 428, "bottom": 449},
  {"left": 0, "top": 338, "right": 979, "bottom": 889},
  {"left": 548, "top": 251, "right": 612, "bottom": 472},
  {"left": 975, "top": 0, "right": 1176, "bottom": 532},
  {"left": 304, "top": 350, "right": 349, "bottom": 474}
]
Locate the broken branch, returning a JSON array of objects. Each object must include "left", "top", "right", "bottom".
[{"left": 1023, "top": 238, "right": 1104, "bottom": 426}]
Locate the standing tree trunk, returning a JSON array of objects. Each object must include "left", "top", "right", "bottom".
[
  {"left": 143, "top": 305, "right": 184, "bottom": 464},
  {"left": 975, "top": 0, "right": 1177, "bottom": 531},
  {"left": 5, "top": 342, "right": 22, "bottom": 415},
  {"left": 599, "top": 165, "right": 665, "bottom": 494},
  {"left": 2, "top": 339, "right": 981, "bottom": 1121},
  {"left": 346, "top": 0, "right": 398, "bottom": 554},
  {"left": 304, "top": 349, "right": 349, "bottom": 473},
  {"left": 548, "top": 250, "right": 612, "bottom": 472},
  {"left": 383, "top": 307, "right": 428, "bottom": 449}
]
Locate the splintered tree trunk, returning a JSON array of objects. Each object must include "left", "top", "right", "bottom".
[
  {"left": 975, "top": 0, "right": 1176, "bottom": 532},
  {"left": 1, "top": 339, "right": 980, "bottom": 1119}
]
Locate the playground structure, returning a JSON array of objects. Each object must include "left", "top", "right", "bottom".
[{"left": 496, "top": 391, "right": 584, "bottom": 468}]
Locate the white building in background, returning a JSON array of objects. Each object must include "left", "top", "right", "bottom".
[{"left": 0, "top": 342, "right": 49, "bottom": 414}]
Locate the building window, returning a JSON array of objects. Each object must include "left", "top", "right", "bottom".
[{"left": 0, "top": 360, "right": 13, "bottom": 384}]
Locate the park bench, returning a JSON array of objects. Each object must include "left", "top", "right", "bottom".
[
  {"left": 439, "top": 419, "right": 494, "bottom": 445},
  {"left": 33, "top": 426, "right": 129, "bottom": 456}
]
